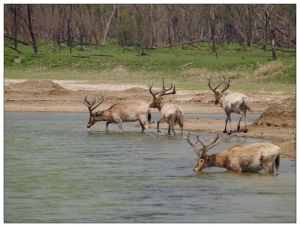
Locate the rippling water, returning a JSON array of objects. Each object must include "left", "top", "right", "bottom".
[{"left": 4, "top": 112, "right": 296, "bottom": 223}]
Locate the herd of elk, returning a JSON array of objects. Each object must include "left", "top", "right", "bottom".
[
  {"left": 149, "top": 78, "right": 184, "bottom": 135},
  {"left": 208, "top": 76, "right": 251, "bottom": 135},
  {"left": 184, "top": 132, "right": 280, "bottom": 175},
  {"left": 82, "top": 77, "right": 281, "bottom": 175}
]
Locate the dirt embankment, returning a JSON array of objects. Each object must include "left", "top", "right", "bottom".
[
  {"left": 249, "top": 96, "right": 296, "bottom": 157},
  {"left": 5, "top": 80, "right": 70, "bottom": 96},
  {"left": 4, "top": 79, "right": 296, "bottom": 157}
]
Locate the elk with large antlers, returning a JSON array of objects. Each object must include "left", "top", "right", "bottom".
[
  {"left": 83, "top": 94, "right": 151, "bottom": 133},
  {"left": 208, "top": 76, "right": 251, "bottom": 134},
  {"left": 183, "top": 132, "right": 280, "bottom": 175},
  {"left": 149, "top": 78, "right": 184, "bottom": 135}
]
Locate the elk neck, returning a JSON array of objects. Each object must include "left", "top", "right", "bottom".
[
  {"left": 150, "top": 97, "right": 163, "bottom": 111},
  {"left": 94, "top": 110, "right": 114, "bottom": 121},
  {"left": 218, "top": 93, "right": 226, "bottom": 108},
  {"left": 207, "top": 152, "right": 230, "bottom": 169}
]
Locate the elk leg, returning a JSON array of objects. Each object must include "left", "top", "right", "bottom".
[
  {"left": 243, "top": 115, "right": 248, "bottom": 133},
  {"left": 138, "top": 120, "right": 145, "bottom": 133},
  {"left": 168, "top": 124, "right": 171, "bottom": 135},
  {"left": 178, "top": 120, "right": 183, "bottom": 136},
  {"left": 106, "top": 121, "right": 111, "bottom": 130},
  {"left": 139, "top": 114, "right": 149, "bottom": 129},
  {"left": 116, "top": 119, "right": 123, "bottom": 133},
  {"left": 167, "top": 115, "right": 176, "bottom": 136},
  {"left": 263, "top": 163, "right": 274, "bottom": 175},
  {"left": 227, "top": 114, "right": 232, "bottom": 135},
  {"left": 237, "top": 115, "right": 242, "bottom": 131},
  {"left": 157, "top": 120, "right": 161, "bottom": 133},
  {"left": 223, "top": 115, "right": 229, "bottom": 133},
  {"left": 170, "top": 121, "right": 175, "bottom": 136}
]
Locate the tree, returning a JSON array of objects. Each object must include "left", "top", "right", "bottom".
[
  {"left": 16, "top": 4, "right": 39, "bottom": 54},
  {"left": 102, "top": 4, "right": 116, "bottom": 45},
  {"left": 209, "top": 5, "right": 218, "bottom": 58}
]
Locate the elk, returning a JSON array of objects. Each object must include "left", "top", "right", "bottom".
[
  {"left": 83, "top": 94, "right": 151, "bottom": 133},
  {"left": 183, "top": 132, "right": 280, "bottom": 175},
  {"left": 208, "top": 76, "right": 251, "bottom": 134},
  {"left": 149, "top": 79, "right": 184, "bottom": 135}
]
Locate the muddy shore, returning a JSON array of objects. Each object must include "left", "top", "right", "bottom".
[{"left": 4, "top": 79, "right": 296, "bottom": 157}]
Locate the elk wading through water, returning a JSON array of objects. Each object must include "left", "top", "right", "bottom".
[
  {"left": 83, "top": 94, "right": 151, "bottom": 133},
  {"left": 183, "top": 132, "right": 280, "bottom": 175},
  {"left": 149, "top": 78, "right": 184, "bottom": 135}
]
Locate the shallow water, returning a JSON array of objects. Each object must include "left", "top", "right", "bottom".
[
  {"left": 151, "top": 112, "right": 260, "bottom": 123},
  {"left": 4, "top": 112, "right": 296, "bottom": 223}
]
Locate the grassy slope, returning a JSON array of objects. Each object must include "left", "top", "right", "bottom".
[{"left": 4, "top": 42, "right": 296, "bottom": 92}]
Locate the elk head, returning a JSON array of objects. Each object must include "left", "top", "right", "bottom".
[
  {"left": 82, "top": 94, "right": 105, "bottom": 128},
  {"left": 208, "top": 76, "right": 231, "bottom": 105},
  {"left": 149, "top": 78, "right": 176, "bottom": 110},
  {"left": 183, "top": 132, "right": 222, "bottom": 172}
]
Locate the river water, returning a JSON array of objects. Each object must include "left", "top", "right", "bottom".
[{"left": 4, "top": 112, "right": 296, "bottom": 223}]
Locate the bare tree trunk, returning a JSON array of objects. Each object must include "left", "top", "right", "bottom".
[
  {"left": 102, "top": 4, "right": 116, "bottom": 45},
  {"left": 246, "top": 5, "right": 254, "bottom": 47},
  {"left": 166, "top": 6, "right": 173, "bottom": 48},
  {"left": 12, "top": 5, "right": 19, "bottom": 49},
  {"left": 209, "top": 6, "right": 218, "bottom": 58},
  {"left": 78, "top": 6, "right": 84, "bottom": 51},
  {"left": 66, "top": 5, "right": 73, "bottom": 53},
  {"left": 52, "top": 5, "right": 63, "bottom": 54},
  {"left": 27, "top": 4, "right": 38, "bottom": 55},
  {"left": 150, "top": 4, "right": 156, "bottom": 47},
  {"left": 263, "top": 11, "right": 270, "bottom": 51},
  {"left": 271, "top": 28, "right": 276, "bottom": 60}
]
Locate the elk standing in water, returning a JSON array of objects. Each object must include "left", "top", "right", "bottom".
[
  {"left": 183, "top": 132, "right": 280, "bottom": 175},
  {"left": 208, "top": 76, "right": 251, "bottom": 134},
  {"left": 83, "top": 94, "right": 151, "bottom": 133},
  {"left": 149, "top": 79, "right": 184, "bottom": 135}
]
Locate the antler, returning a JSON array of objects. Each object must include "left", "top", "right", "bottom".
[
  {"left": 184, "top": 132, "right": 222, "bottom": 158},
  {"left": 183, "top": 131, "right": 202, "bottom": 158},
  {"left": 159, "top": 78, "right": 176, "bottom": 96},
  {"left": 197, "top": 133, "right": 223, "bottom": 157},
  {"left": 149, "top": 78, "right": 176, "bottom": 98},
  {"left": 149, "top": 83, "right": 161, "bottom": 98},
  {"left": 221, "top": 76, "right": 231, "bottom": 93},
  {"left": 83, "top": 94, "right": 105, "bottom": 112},
  {"left": 208, "top": 77, "right": 221, "bottom": 93}
]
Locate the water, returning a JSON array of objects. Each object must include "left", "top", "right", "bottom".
[
  {"left": 4, "top": 112, "right": 296, "bottom": 223},
  {"left": 151, "top": 112, "right": 260, "bottom": 123}
]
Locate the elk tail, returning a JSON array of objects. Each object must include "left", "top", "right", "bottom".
[
  {"left": 242, "top": 99, "right": 252, "bottom": 113},
  {"left": 175, "top": 110, "right": 183, "bottom": 126},
  {"left": 245, "top": 103, "right": 252, "bottom": 112}
]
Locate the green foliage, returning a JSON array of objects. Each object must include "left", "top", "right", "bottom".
[{"left": 4, "top": 41, "right": 296, "bottom": 92}]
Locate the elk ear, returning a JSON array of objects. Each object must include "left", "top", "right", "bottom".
[{"left": 95, "top": 111, "right": 101, "bottom": 116}]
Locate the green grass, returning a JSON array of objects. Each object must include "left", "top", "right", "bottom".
[{"left": 4, "top": 41, "right": 296, "bottom": 93}]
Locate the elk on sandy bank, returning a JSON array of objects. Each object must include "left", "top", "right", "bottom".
[
  {"left": 83, "top": 94, "right": 151, "bottom": 133},
  {"left": 208, "top": 76, "right": 251, "bottom": 134},
  {"left": 183, "top": 132, "right": 280, "bottom": 175},
  {"left": 149, "top": 79, "right": 184, "bottom": 135}
]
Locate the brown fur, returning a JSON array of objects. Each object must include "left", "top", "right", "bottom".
[
  {"left": 151, "top": 98, "right": 184, "bottom": 135},
  {"left": 85, "top": 99, "right": 150, "bottom": 133},
  {"left": 208, "top": 77, "right": 251, "bottom": 134},
  {"left": 195, "top": 143, "right": 281, "bottom": 175},
  {"left": 149, "top": 80, "right": 184, "bottom": 135}
]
